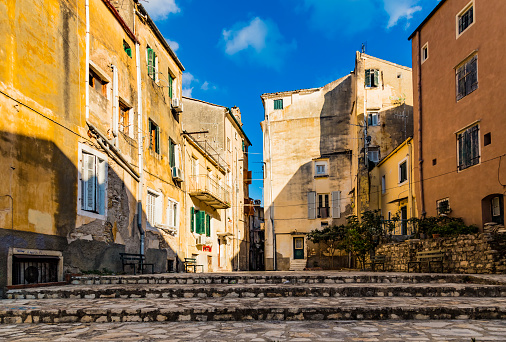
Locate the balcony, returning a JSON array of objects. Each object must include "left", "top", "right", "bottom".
[{"left": 189, "top": 174, "right": 231, "bottom": 209}]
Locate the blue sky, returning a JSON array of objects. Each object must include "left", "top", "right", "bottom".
[{"left": 143, "top": 0, "right": 440, "bottom": 202}]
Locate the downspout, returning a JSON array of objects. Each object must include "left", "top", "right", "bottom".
[
  {"left": 112, "top": 65, "right": 119, "bottom": 146},
  {"left": 266, "top": 114, "right": 276, "bottom": 270},
  {"left": 85, "top": 0, "right": 90, "bottom": 120},
  {"left": 417, "top": 31, "right": 426, "bottom": 217},
  {"left": 135, "top": 39, "right": 145, "bottom": 255}
]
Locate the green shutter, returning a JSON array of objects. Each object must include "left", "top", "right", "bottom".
[
  {"left": 206, "top": 214, "right": 211, "bottom": 237},
  {"left": 155, "top": 125, "right": 160, "bottom": 153},
  {"left": 373, "top": 70, "right": 379, "bottom": 87},
  {"left": 365, "top": 69, "right": 371, "bottom": 87},
  {"left": 168, "top": 74, "right": 173, "bottom": 99},
  {"left": 169, "top": 139, "right": 175, "bottom": 168},
  {"left": 147, "top": 48, "right": 154, "bottom": 79},
  {"left": 242, "top": 140, "right": 245, "bottom": 152},
  {"left": 197, "top": 211, "right": 206, "bottom": 234},
  {"left": 190, "top": 207, "right": 195, "bottom": 232}
]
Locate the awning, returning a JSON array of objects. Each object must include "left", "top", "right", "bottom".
[{"left": 387, "top": 196, "right": 408, "bottom": 204}]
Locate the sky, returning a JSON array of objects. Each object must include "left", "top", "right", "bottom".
[{"left": 141, "top": 0, "right": 441, "bottom": 202}]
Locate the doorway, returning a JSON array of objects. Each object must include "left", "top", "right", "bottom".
[
  {"left": 293, "top": 237, "right": 304, "bottom": 259},
  {"left": 400, "top": 206, "right": 407, "bottom": 235}
]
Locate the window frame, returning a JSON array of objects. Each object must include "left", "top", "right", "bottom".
[
  {"left": 365, "top": 69, "right": 380, "bottom": 88},
  {"left": 314, "top": 160, "right": 329, "bottom": 177},
  {"left": 148, "top": 119, "right": 160, "bottom": 154},
  {"left": 436, "top": 198, "right": 451, "bottom": 216},
  {"left": 456, "top": 54, "right": 478, "bottom": 101},
  {"left": 421, "top": 42, "right": 429, "bottom": 64},
  {"left": 273, "top": 99, "right": 283, "bottom": 110},
  {"left": 317, "top": 193, "right": 330, "bottom": 219},
  {"left": 77, "top": 143, "right": 108, "bottom": 220},
  {"left": 456, "top": 123, "right": 480, "bottom": 171},
  {"left": 146, "top": 188, "right": 163, "bottom": 229},
  {"left": 456, "top": 1, "right": 475, "bottom": 39},
  {"left": 381, "top": 175, "right": 386, "bottom": 194},
  {"left": 166, "top": 197, "right": 179, "bottom": 231},
  {"left": 398, "top": 158, "right": 408, "bottom": 185},
  {"left": 147, "top": 46, "right": 157, "bottom": 81},
  {"left": 367, "top": 111, "right": 379, "bottom": 126},
  {"left": 119, "top": 101, "right": 131, "bottom": 136},
  {"left": 123, "top": 40, "right": 132, "bottom": 58}
]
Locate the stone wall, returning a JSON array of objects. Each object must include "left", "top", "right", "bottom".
[{"left": 375, "top": 233, "right": 506, "bottom": 274}]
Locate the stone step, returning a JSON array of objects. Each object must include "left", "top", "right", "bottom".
[
  {"left": 1, "top": 296, "right": 505, "bottom": 324},
  {"left": 66, "top": 271, "right": 505, "bottom": 286},
  {"left": 6, "top": 283, "right": 506, "bottom": 300}
]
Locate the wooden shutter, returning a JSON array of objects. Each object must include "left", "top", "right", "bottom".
[
  {"left": 365, "top": 69, "right": 371, "bottom": 87},
  {"left": 308, "top": 191, "right": 316, "bottom": 219},
  {"left": 190, "top": 207, "right": 195, "bottom": 232},
  {"left": 82, "top": 153, "right": 96, "bottom": 211},
  {"left": 147, "top": 48, "right": 154, "bottom": 79},
  {"left": 332, "top": 191, "right": 341, "bottom": 219},
  {"left": 196, "top": 210, "right": 205, "bottom": 234},
  {"left": 97, "top": 158, "right": 106, "bottom": 215},
  {"left": 373, "top": 70, "right": 379, "bottom": 87},
  {"left": 169, "top": 140, "right": 175, "bottom": 168},
  {"left": 167, "top": 201, "right": 174, "bottom": 227},
  {"left": 168, "top": 73, "right": 173, "bottom": 98},
  {"left": 155, "top": 125, "right": 160, "bottom": 154},
  {"left": 175, "top": 145, "right": 180, "bottom": 168},
  {"left": 206, "top": 214, "right": 211, "bottom": 237}
]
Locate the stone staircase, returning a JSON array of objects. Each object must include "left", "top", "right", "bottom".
[
  {"left": 289, "top": 259, "right": 307, "bottom": 271},
  {"left": 1, "top": 271, "right": 505, "bottom": 324}
]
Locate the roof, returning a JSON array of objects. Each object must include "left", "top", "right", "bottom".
[
  {"left": 376, "top": 137, "right": 413, "bottom": 167},
  {"left": 408, "top": 0, "right": 448, "bottom": 40},
  {"left": 260, "top": 87, "right": 322, "bottom": 99}
]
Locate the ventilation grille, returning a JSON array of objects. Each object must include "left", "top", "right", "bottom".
[{"left": 12, "top": 255, "right": 59, "bottom": 285}]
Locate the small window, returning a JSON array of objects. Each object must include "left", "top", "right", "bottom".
[
  {"left": 149, "top": 120, "right": 160, "bottom": 154},
  {"left": 432, "top": 158, "right": 437, "bottom": 166},
  {"left": 457, "top": 3, "right": 474, "bottom": 36},
  {"left": 367, "top": 112, "right": 379, "bottom": 126},
  {"left": 365, "top": 69, "right": 379, "bottom": 87},
  {"left": 484, "top": 132, "right": 491, "bottom": 146},
  {"left": 437, "top": 198, "right": 451, "bottom": 216},
  {"left": 457, "top": 124, "right": 480, "bottom": 170},
  {"left": 273, "top": 99, "right": 283, "bottom": 110},
  {"left": 456, "top": 55, "right": 478, "bottom": 101},
  {"left": 123, "top": 40, "right": 132, "bottom": 58},
  {"left": 381, "top": 175, "right": 386, "bottom": 194},
  {"left": 421, "top": 43, "right": 428, "bottom": 63},
  {"left": 119, "top": 102, "right": 130, "bottom": 135},
  {"left": 147, "top": 46, "right": 157, "bottom": 81},
  {"left": 314, "top": 160, "right": 328, "bottom": 177},
  {"left": 147, "top": 190, "right": 162, "bottom": 228},
  {"left": 399, "top": 160, "right": 407, "bottom": 183},
  {"left": 368, "top": 148, "right": 379, "bottom": 163},
  {"left": 89, "top": 69, "right": 107, "bottom": 96}
]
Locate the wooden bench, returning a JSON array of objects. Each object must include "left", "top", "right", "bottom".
[
  {"left": 120, "top": 253, "right": 154, "bottom": 275},
  {"left": 184, "top": 258, "right": 204, "bottom": 273},
  {"left": 408, "top": 250, "right": 445, "bottom": 273},
  {"left": 369, "top": 255, "right": 387, "bottom": 271}
]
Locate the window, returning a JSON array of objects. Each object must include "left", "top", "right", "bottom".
[
  {"left": 381, "top": 175, "right": 386, "bottom": 194},
  {"left": 192, "top": 209, "right": 208, "bottom": 235},
  {"left": 314, "top": 161, "right": 328, "bottom": 177},
  {"left": 457, "top": 124, "right": 480, "bottom": 170},
  {"left": 368, "top": 148, "right": 379, "bottom": 163},
  {"left": 421, "top": 43, "right": 428, "bottom": 63},
  {"left": 399, "top": 160, "right": 408, "bottom": 183},
  {"left": 365, "top": 69, "right": 379, "bottom": 87},
  {"left": 123, "top": 40, "right": 132, "bottom": 58},
  {"left": 484, "top": 133, "right": 491, "bottom": 146},
  {"left": 456, "top": 55, "right": 478, "bottom": 101},
  {"left": 457, "top": 3, "right": 474, "bottom": 36},
  {"left": 89, "top": 69, "right": 107, "bottom": 96},
  {"left": 436, "top": 198, "right": 451, "bottom": 216},
  {"left": 79, "top": 144, "right": 107, "bottom": 218},
  {"left": 168, "top": 72, "right": 174, "bottom": 99},
  {"left": 119, "top": 102, "right": 130, "bottom": 134},
  {"left": 147, "top": 190, "right": 162, "bottom": 228},
  {"left": 317, "top": 194, "right": 329, "bottom": 219},
  {"left": 367, "top": 112, "right": 379, "bottom": 126},
  {"left": 147, "top": 46, "right": 157, "bottom": 81},
  {"left": 149, "top": 120, "right": 160, "bottom": 154},
  {"left": 273, "top": 99, "right": 283, "bottom": 110},
  {"left": 167, "top": 198, "right": 178, "bottom": 229},
  {"left": 169, "top": 139, "right": 176, "bottom": 168}
]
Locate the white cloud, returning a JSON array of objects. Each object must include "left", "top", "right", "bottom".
[
  {"left": 165, "top": 38, "right": 179, "bottom": 52},
  {"left": 221, "top": 17, "right": 296, "bottom": 70},
  {"left": 142, "top": 0, "right": 180, "bottom": 21},
  {"left": 384, "top": 0, "right": 422, "bottom": 29},
  {"left": 182, "top": 72, "right": 196, "bottom": 87},
  {"left": 201, "top": 81, "right": 209, "bottom": 91},
  {"left": 182, "top": 87, "right": 193, "bottom": 97}
]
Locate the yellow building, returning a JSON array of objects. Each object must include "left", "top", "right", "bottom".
[{"left": 370, "top": 138, "right": 418, "bottom": 236}]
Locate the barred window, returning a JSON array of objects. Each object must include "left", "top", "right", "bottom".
[
  {"left": 458, "top": 124, "right": 480, "bottom": 170},
  {"left": 458, "top": 6, "right": 473, "bottom": 35},
  {"left": 456, "top": 55, "right": 478, "bottom": 101}
]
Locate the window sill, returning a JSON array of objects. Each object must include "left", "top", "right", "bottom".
[
  {"left": 457, "top": 162, "right": 480, "bottom": 172},
  {"left": 398, "top": 180, "right": 408, "bottom": 186},
  {"left": 314, "top": 174, "right": 329, "bottom": 179},
  {"left": 78, "top": 209, "right": 106, "bottom": 221}
]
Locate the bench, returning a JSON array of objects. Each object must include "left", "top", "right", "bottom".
[
  {"left": 184, "top": 258, "right": 204, "bottom": 273},
  {"left": 408, "top": 250, "right": 445, "bottom": 273},
  {"left": 120, "top": 253, "right": 154, "bottom": 275},
  {"left": 369, "top": 255, "right": 387, "bottom": 271}
]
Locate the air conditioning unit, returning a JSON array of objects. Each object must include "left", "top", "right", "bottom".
[
  {"left": 172, "top": 166, "right": 183, "bottom": 182},
  {"left": 172, "top": 98, "right": 183, "bottom": 113},
  {"left": 196, "top": 234, "right": 206, "bottom": 245}
]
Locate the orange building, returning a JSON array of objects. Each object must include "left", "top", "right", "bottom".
[{"left": 409, "top": 0, "right": 506, "bottom": 228}]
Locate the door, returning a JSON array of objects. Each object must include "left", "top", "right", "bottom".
[
  {"left": 400, "top": 206, "right": 407, "bottom": 235},
  {"left": 293, "top": 237, "right": 304, "bottom": 259}
]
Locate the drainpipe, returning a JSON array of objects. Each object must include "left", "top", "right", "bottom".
[
  {"left": 135, "top": 40, "right": 145, "bottom": 255},
  {"left": 85, "top": 0, "right": 90, "bottom": 120},
  {"left": 417, "top": 31, "right": 426, "bottom": 217},
  {"left": 266, "top": 114, "right": 276, "bottom": 270},
  {"left": 112, "top": 65, "right": 119, "bottom": 146}
]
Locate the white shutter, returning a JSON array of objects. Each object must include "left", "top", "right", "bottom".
[
  {"left": 175, "top": 145, "right": 180, "bottom": 168},
  {"left": 147, "top": 192, "right": 154, "bottom": 226},
  {"left": 167, "top": 201, "right": 174, "bottom": 227},
  {"left": 332, "top": 191, "right": 341, "bottom": 219},
  {"left": 155, "top": 194, "right": 162, "bottom": 224},
  {"left": 97, "top": 158, "right": 106, "bottom": 215},
  {"left": 308, "top": 191, "right": 316, "bottom": 220},
  {"left": 173, "top": 202, "right": 178, "bottom": 228},
  {"left": 83, "top": 153, "right": 96, "bottom": 211}
]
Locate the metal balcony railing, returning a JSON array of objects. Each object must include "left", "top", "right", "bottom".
[{"left": 189, "top": 174, "right": 231, "bottom": 209}]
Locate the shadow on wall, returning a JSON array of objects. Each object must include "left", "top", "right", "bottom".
[{"left": 0, "top": 132, "right": 178, "bottom": 294}]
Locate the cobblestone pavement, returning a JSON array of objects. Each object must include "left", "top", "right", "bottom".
[{"left": 0, "top": 320, "right": 505, "bottom": 341}]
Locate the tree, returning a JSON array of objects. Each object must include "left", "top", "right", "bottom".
[{"left": 307, "top": 224, "right": 346, "bottom": 269}]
